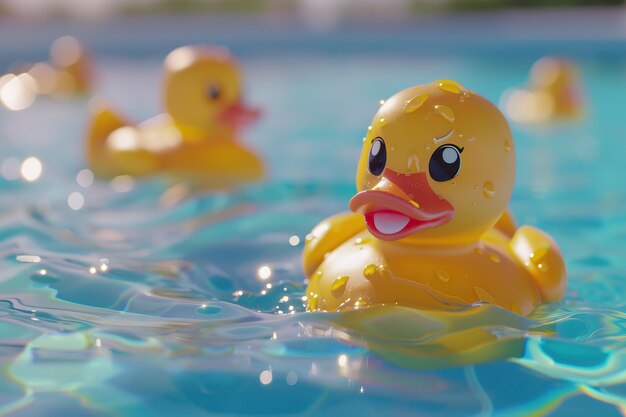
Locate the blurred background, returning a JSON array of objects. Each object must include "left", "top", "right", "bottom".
[{"left": 0, "top": 0, "right": 624, "bottom": 19}]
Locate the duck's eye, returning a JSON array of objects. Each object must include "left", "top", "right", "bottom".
[
  {"left": 429, "top": 144, "right": 463, "bottom": 182},
  {"left": 368, "top": 137, "right": 386, "bottom": 176},
  {"left": 207, "top": 84, "right": 221, "bottom": 100}
]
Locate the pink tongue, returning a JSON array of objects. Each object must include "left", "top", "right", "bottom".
[{"left": 373, "top": 212, "right": 410, "bottom": 235}]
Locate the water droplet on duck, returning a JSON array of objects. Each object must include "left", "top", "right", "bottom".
[
  {"left": 483, "top": 181, "right": 495, "bottom": 199},
  {"left": 435, "top": 269, "right": 450, "bottom": 282},
  {"left": 474, "top": 287, "right": 496, "bottom": 303},
  {"left": 331, "top": 276, "right": 349, "bottom": 296},
  {"left": 529, "top": 245, "right": 550, "bottom": 271},
  {"left": 356, "top": 264, "right": 378, "bottom": 279},
  {"left": 390, "top": 142, "right": 397, "bottom": 152},
  {"left": 425, "top": 143, "right": 432, "bottom": 151},
  {"left": 475, "top": 246, "right": 484, "bottom": 255},
  {"left": 407, "top": 150, "right": 420, "bottom": 172},
  {"left": 308, "top": 295, "right": 318, "bottom": 310},
  {"left": 379, "top": 99, "right": 385, "bottom": 106},
  {"left": 473, "top": 185, "right": 478, "bottom": 190},
  {"left": 436, "top": 79, "right": 464, "bottom": 94},
  {"left": 363, "top": 264, "right": 378, "bottom": 279},
  {"left": 379, "top": 117, "right": 388, "bottom": 126},
  {"left": 488, "top": 253, "right": 501, "bottom": 263},
  {"left": 529, "top": 245, "right": 549, "bottom": 262},
  {"left": 504, "top": 140, "right": 511, "bottom": 151},
  {"left": 405, "top": 93, "right": 429, "bottom": 113},
  {"left": 434, "top": 104, "right": 455, "bottom": 123}
]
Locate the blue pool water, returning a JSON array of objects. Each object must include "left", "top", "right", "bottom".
[{"left": 1, "top": 16, "right": 626, "bottom": 416}]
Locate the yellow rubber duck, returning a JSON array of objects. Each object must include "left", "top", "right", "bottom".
[
  {"left": 25, "top": 35, "right": 91, "bottom": 97},
  {"left": 502, "top": 56, "right": 584, "bottom": 123},
  {"left": 303, "top": 80, "right": 566, "bottom": 316},
  {"left": 0, "top": 36, "right": 91, "bottom": 111},
  {"left": 86, "top": 45, "right": 263, "bottom": 185}
]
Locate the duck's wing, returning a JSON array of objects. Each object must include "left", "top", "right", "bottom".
[
  {"left": 302, "top": 212, "right": 366, "bottom": 277},
  {"left": 86, "top": 102, "right": 162, "bottom": 178},
  {"left": 509, "top": 225, "right": 566, "bottom": 303},
  {"left": 86, "top": 101, "right": 128, "bottom": 175}
]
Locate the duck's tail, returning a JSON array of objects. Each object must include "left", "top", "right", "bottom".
[{"left": 86, "top": 99, "right": 126, "bottom": 177}]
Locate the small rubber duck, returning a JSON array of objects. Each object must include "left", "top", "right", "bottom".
[
  {"left": 37, "top": 35, "right": 91, "bottom": 96},
  {"left": 501, "top": 56, "right": 584, "bottom": 123},
  {"left": 86, "top": 45, "right": 262, "bottom": 185},
  {"left": 303, "top": 80, "right": 566, "bottom": 316},
  {"left": 0, "top": 36, "right": 91, "bottom": 111}
]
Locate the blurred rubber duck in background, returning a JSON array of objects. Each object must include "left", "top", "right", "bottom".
[
  {"left": 304, "top": 80, "right": 566, "bottom": 316},
  {"left": 87, "top": 45, "right": 263, "bottom": 187},
  {"left": 501, "top": 56, "right": 584, "bottom": 123},
  {"left": 0, "top": 36, "right": 91, "bottom": 111}
]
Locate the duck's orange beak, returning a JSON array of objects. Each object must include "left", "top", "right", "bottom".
[
  {"left": 218, "top": 100, "right": 261, "bottom": 129},
  {"left": 349, "top": 169, "right": 454, "bottom": 240}
]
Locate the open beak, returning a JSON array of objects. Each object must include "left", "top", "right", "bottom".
[
  {"left": 349, "top": 169, "right": 454, "bottom": 241},
  {"left": 218, "top": 100, "right": 261, "bottom": 128}
]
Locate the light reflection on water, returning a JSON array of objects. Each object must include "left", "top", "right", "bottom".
[{"left": 0, "top": 50, "right": 624, "bottom": 416}]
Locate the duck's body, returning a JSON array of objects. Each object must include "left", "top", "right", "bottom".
[
  {"left": 87, "top": 108, "right": 263, "bottom": 185},
  {"left": 86, "top": 45, "right": 263, "bottom": 185},
  {"left": 304, "top": 81, "right": 566, "bottom": 315},
  {"left": 304, "top": 212, "right": 563, "bottom": 316}
]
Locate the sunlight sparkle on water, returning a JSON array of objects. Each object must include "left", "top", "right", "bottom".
[
  {"left": 20, "top": 157, "right": 43, "bottom": 182},
  {"left": 258, "top": 265, "right": 272, "bottom": 280},
  {"left": 76, "top": 169, "right": 94, "bottom": 188},
  {"left": 259, "top": 370, "right": 272, "bottom": 385},
  {"left": 16, "top": 255, "right": 41, "bottom": 263},
  {"left": 337, "top": 354, "right": 348, "bottom": 367},
  {"left": 67, "top": 192, "right": 85, "bottom": 210},
  {"left": 0, "top": 73, "right": 38, "bottom": 111}
]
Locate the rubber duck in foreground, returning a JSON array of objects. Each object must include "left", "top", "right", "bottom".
[
  {"left": 303, "top": 80, "right": 566, "bottom": 316},
  {"left": 0, "top": 36, "right": 91, "bottom": 111},
  {"left": 501, "top": 56, "right": 584, "bottom": 123},
  {"left": 87, "top": 45, "right": 262, "bottom": 186}
]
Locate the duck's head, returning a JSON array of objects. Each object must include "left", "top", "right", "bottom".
[
  {"left": 350, "top": 81, "right": 515, "bottom": 244},
  {"left": 530, "top": 57, "right": 578, "bottom": 92},
  {"left": 163, "top": 46, "right": 259, "bottom": 138}
]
